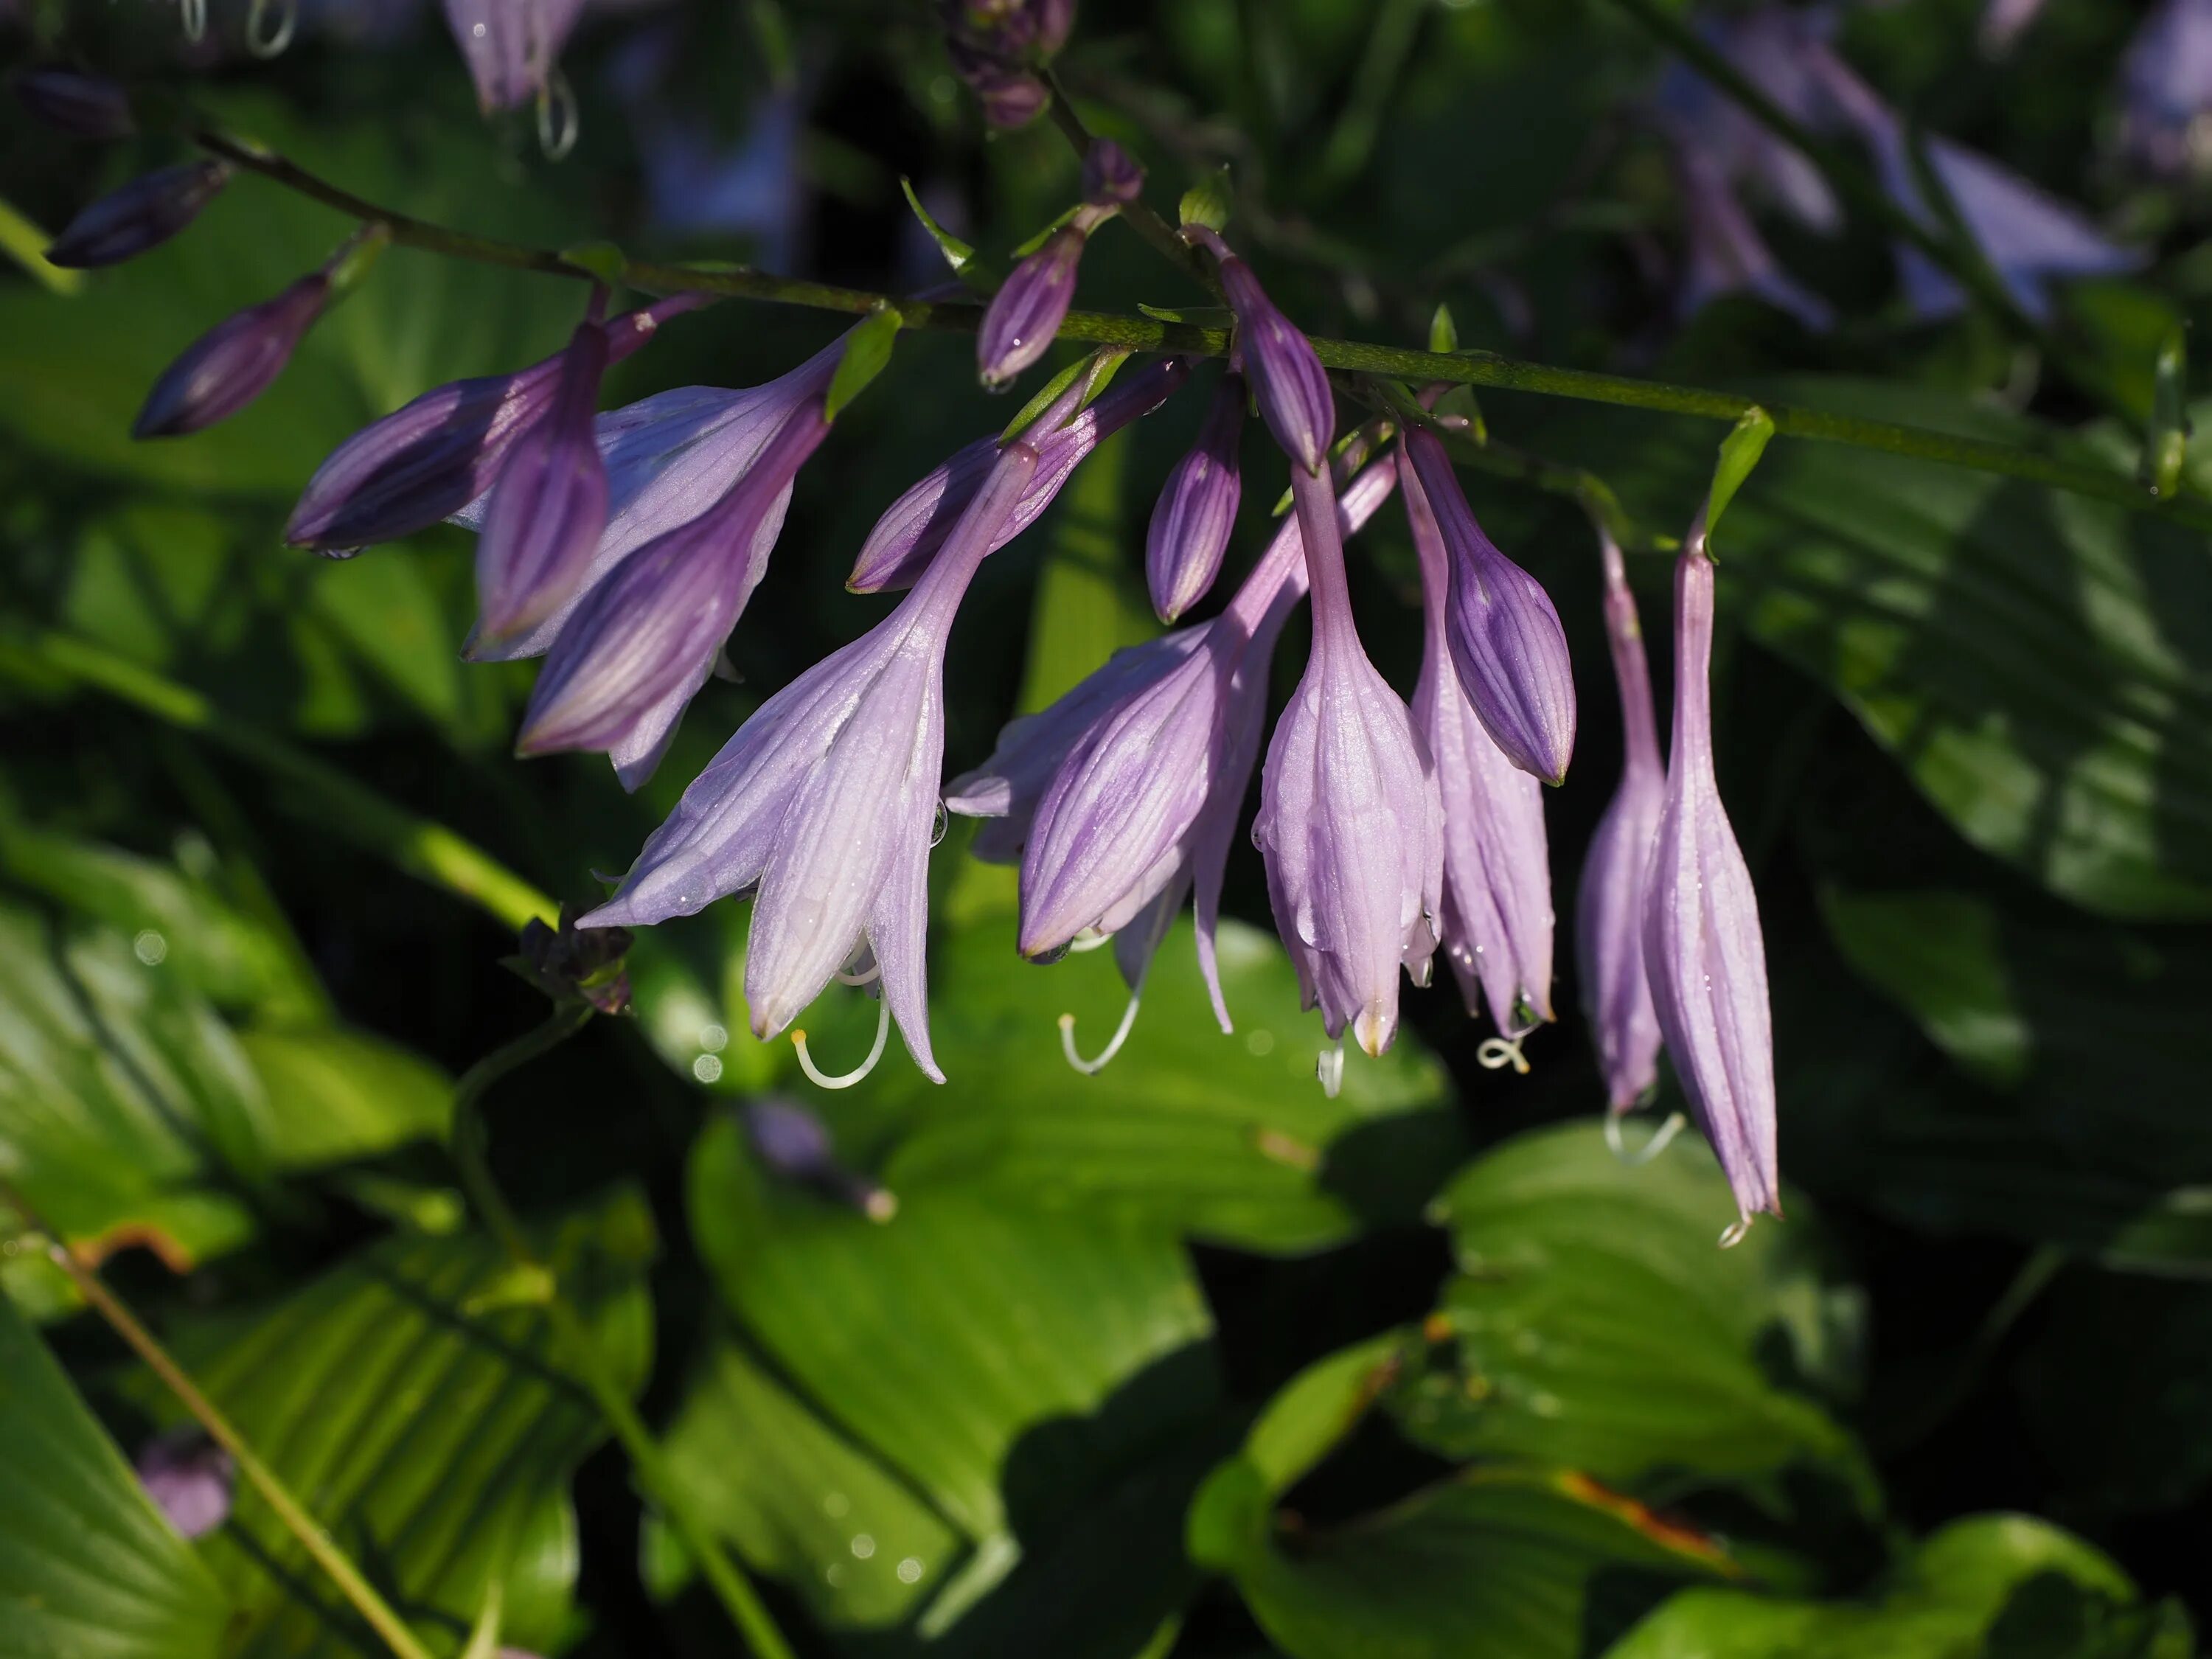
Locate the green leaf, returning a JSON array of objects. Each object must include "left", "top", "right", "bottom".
[
  {"left": 899, "top": 177, "right": 998, "bottom": 293},
  {"left": 556, "top": 240, "right": 627, "bottom": 287},
  {"left": 148, "top": 1189, "right": 654, "bottom": 1659},
  {"left": 1428, "top": 304, "right": 1459, "bottom": 355},
  {"left": 1402, "top": 1124, "right": 1866, "bottom": 1498},
  {"left": 1605, "top": 1515, "right": 2181, "bottom": 1659},
  {"left": 1701, "top": 406, "right": 1773, "bottom": 549},
  {"left": 826, "top": 306, "right": 902, "bottom": 422},
  {"left": 1819, "top": 888, "right": 2031, "bottom": 1088},
  {"left": 0, "top": 1292, "right": 230, "bottom": 1658}
]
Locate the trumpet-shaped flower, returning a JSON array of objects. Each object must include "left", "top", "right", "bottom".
[
  {"left": 442, "top": 0, "right": 585, "bottom": 112},
  {"left": 580, "top": 440, "right": 1045, "bottom": 1082}
]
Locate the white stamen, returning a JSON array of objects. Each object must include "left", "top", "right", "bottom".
[
  {"left": 1057, "top": 990, "right": 1143, "bottom": 1075},
  {"left": 1476, "top": 1034, "right": 1532, "bottom": 1075},
  {"left": 1316, "top": 1039, "right": 1346, "bottom": 1099},
  {"left": 1604, "top": 1109, "right": 1687, "bottom": 1166},
  {"left": 246, "top": 0, "right": 296, "bottom": 57},
  {"left": 1066, "top": 930, "right": 1113, "bottom": 955},
  {"left": 1717, "top": 1215, "right": 1754, "bottom": 1249},
  {"left": 537, "top": 69, "right": 579, "bottom": 161},
  {"left": 179, "top": 0, "right": 207, "bottom": 41},
  {"left": 792, "top": 1000, "right": 891, "bottom": 1091},
  {"left": 836, "top": 963, "right": 883, "bottom": 987}
]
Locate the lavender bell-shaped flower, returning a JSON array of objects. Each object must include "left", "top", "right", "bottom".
[
  {"left": 473, "top": 316, "right": 611, "bottom": 648},
  {"left": 1402, "top": 428, "right": 1576, "bottom": 785},
  {"left": 133, "top": 271, "right": 330, "bottom": 438},
  {"left": 977, "top": 141, "right": 1144, "bottom": 388},
  {"left": 136, "top": 1429, "right": 234, "bottom": 1540},
  {"left": 2118, "top": 0, "right": 2212, "bottom": 177},
  {"left": 1578, "top": 528, "right": 1666, "bottom": 1117},
  {"left": 849, "top": 355, "right": 1187, "bottom": 591},
  {"left": 46, "top": 159, "right": 230, "bottom": 268},
  {"left": 580, "top": 441, "right": 1046, "bottom": 1085},
  {"left": 1146, "top": 370, "right": 1245, "bottom": 622},
  {"left": 1400, "top": 448, "right": 1554, "bottom": 1060},
  {"left": 13, "top": 66, "right": 136, "bottom": 140},
  {"left": 1256, "top": 460, "right": 1443, "bottom": 1073},
  {"left": 442, "top": 0, "right": 586, "bottom": 111},
  {"left": 1643, "top": 533, "right": 1779, "bottom": 1234},
  {"left": 284, "top": 296, "right": 705, "bottom": 553},
  {"left": 1672, "top": 144, "right": 1833, "bottom": 332},
  {"left": 1185, "top": 225, "right": 1333, "bottom": 476}
]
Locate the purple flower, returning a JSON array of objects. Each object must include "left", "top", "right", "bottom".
[
  {"left": 1186, "top": 225, "right": 1333, "bottom": 476},
  {"left": 136, "top": 1429, "right": 234, "bottom": 1540},
  {"left": 1146, "top": 371, "right": 1245, "bottom": 622},
  {"left": 580, "top": 442, "right": 1046, "bottom": 1082},
  {"left": 46, "top": 159, "right": 230, "bottom": 269},
  {"left": 442, "top": 0, "right": 585, "bottom": 112},
  {"left": 2120, "top": 0, "right": 2212, "bottom": 175},
  {"left": 979, "top": 227, "right": 1085, "bottom": 388},
  {"left": 1082, "top": 138, "right": 1142, "bottom": 204},
  {"left": 849, "top": 355, "right": 1188, "bottom": 592},
  {"left": 1402, "top": 428, "right": 1576, "bottom": 786},
  {"left": 133, "top": 272, "right": 330, "bottom": 439},
  {"left": 284, "top": 296, "right": 705, "bottom": 554},
  {"left": 1253, "top": 462, "right": 1441, "bottom": 1062},
  {"left": 1400, "top": 449, "right": 1554, "bottom": 1045},
  {"left": 947, "top": 451, "right": 1402, "bottom": 1059},
  {"left": 1578, "top": 529, "right": 1666, "bottom": 1114},
  {"left": 939, "top": 0, "right": 1073, "bottom": 128},
  {"left": 1672, "top": 143, "right": 1833, "bottom": 331},
  {"left": 1643, "top": 540, "right": 1779, "bottom": 1230},
  {"left": 516, "top": 400, "right": 831, "bottom": 789},
  {"left": 473, "top": 318, "right": 611, "bottom": 649},
  {"left": 1652, "top": 10, "right": 1842, "bottom": 234},
  {"left": 745, "top": 1099, "right": 897, "bottom": 1219},
  {"left": 13, "top": 66, "right": 136, "bottom": 140}
]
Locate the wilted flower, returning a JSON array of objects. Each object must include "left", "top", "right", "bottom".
[
  {"left": 46, "top": 159, "right": 230, "bottom": 269},
  {"left": 1402, "top": 428, "right": 1576, "bottom": 785},
  {"left": 1185, "top": 225, "right": 1333, "bottom": 476},
  {"left": 849, "top": 355, "right": 1187, "bottom": 591},
  {"left": 13, "top": 66, "right": 135, "bottom": 140},
  {"left": 136, "top": 1429, "right": 234, "bottom": 1540},
  {"left": 284, "top": 295, "right": 706, "bottom": 553},
  {"left": 978, "top": 139, "right": 1145, "bottom": 387},
  {"left": 581, "top": 442, "right": 1047, "bottom": 1083},
  {"left": 1146, "top": 370, "right": 1245, "bottom": 622},
  {"left": 1253, "top": 462, "right": 1442, "bottom": 1067},
  {"left": 1577, "top": 529, "right": 1666, "bottom": 1115},
  {"left": 745, "top": 1099, "right": 897, "bottom": 1220},
  {"left": 1643, "top": 536, "right": 1779, "bottom": 1231},
  {"left": 133, "top": 272, "right": 330, "bottom": 438},
  {"left": 1400, "top": 448, "right": 1554, "bottom": 1049},
  {"left": 473, "top": 317, "right": 611, "bottom": 649},
  {"left": 441, "top": 0, "right": 585, "bottom": 112},
  {"left": 2118, "top": 0, "right": 2212, "bottom": 176}
]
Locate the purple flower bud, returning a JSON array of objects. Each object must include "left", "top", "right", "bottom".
[
  {"left": 442, "top": 0, "right": 586, "bottom": 112},
  {"left": 1402, "top": 428, "right": 1576, "bottom": 785},
  {"left": 13, "top": 66, "right": 136, "bottom": 140},
  {"left": 1082, "top": 138, "right": 1143, "bottom": 205},
  {"left": 133, "top": 272, "right": 329, "bottom": 439},
  {"left": 1401, "top": 451, "right": 1554, "bottom": 1040},
  {"left": 942, "top": 35, "right": 1050, "bottom": 128},
  {"left": 1643, "top": 545, "right": 1779, "bottom": 1228},
  {"left": 1186, "top": 226, "right": 1333, "bottom": 476},
  {"left": 517, "top": 400, "right": 830, "bottom": 787},
  {"left": 46, "top": 159, "right": 230, "bottom": 269},
  {"left": 582, "top": 442, "right": 1048, "bottom": 1084},
  {"left": 849, "top": 356, "right": 1188, "bottom": 592},
  {"left": 1254, "top": 463, "right": 1442, "bottom": 1059},
  {"left": 136, "top": 1429, "right": 234, "bottom": 1540},
  {"left": 978, "top": 226, "right": 1084, "bottom": 388},
  {"left": 745, "top": 1100, "right": 896, "bottom": 1219},
  {"left": 1577, "top": 532, "right": 1665, "bottom": 1112},
  {"left": 284, "top": 295, "right": 706, "bottom": 552},
  {"left": 1146, "top": 372, "right": 1245, "bottom": 622},
  {"left": 473, "top": 319, "right": 611, "bottom": 649}
]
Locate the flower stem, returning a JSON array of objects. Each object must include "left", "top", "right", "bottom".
[
  {"left": 0, "top": 626, "right": 557, "bottom": 931},
  {"left": 1040, "top": 68, "right": 1222, "bottom": 296},
  {"left": 0, "top": 1178, "right": 437, "bottom": 1659},
  {"left": 448, "top": 1013, "right": 801, "bottom": 1659}
]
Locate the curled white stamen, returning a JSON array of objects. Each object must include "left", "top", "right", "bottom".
[
  {"left": 179, "top": 0, "right": 208, "bottom": 42},
  {"left": 246, "top": 0, "right": 297, "bottom": 58},
  {"left": 792, "top": 1000, "right": 891, "bottom": 1091},
  {"left": 836, "top": 963, "right": 883, "bottom": 987},
  {"left": 1066, "top": 929, "right": 1113, "bottom": 954},
  {"left": 1476, "top": 1034, "right": 1531, "bottom": 1075},
  {"left": 1717, "top": 1215, "right": 1754, "bottom": 1249},
  {"left": 1604, "top": 1109, "right": 1687, "bottom": 1166},
  {"left": 537, "top": 69, "right": 579, "bottom": 161},
  {"left": 1316, "top": 1039, "right": 1346, "bottom": 1099},
  {"left": 1058, "top": 990, "right": 1142, "bottom": 1075}
]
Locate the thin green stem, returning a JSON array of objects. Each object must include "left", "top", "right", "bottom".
[
  {"left": 0, "top": 627, "right": 557, "bottom": 931},
  {"left": 449, "top": 1014, "right": 801, "bottom": 1659},
  {"left": 1040, "top": 67, "right": 1222, "bottom": 296},
  {"left": 180, "top": 119, "right": 2212, "bottom": 529},
  {"left": 0, "top": 1179, "right": 437, "bottom": 1659}
]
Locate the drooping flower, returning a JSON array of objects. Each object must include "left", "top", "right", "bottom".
[
  {"left": 136, "top": 1430, "right": 234, "bottom": 1540},
  {"left": 947, "top": 451, "right": 1402, "bottom": 1062},
  {"left": 1672, "top": 142, "right": 1833, "bottom": 331},
  {"left": 1643, "top": 536, "right": 1779, "bottom": 1231},
  {"left": 580, "top": 441, "right": 1046, "bottom": 1083},
  {"left": 1145, "top": 370, "right": 1245, "bottom": 622},
  {"left": 1185, "top": 224, "right": 1333, "bottom": 476},
  {"left": 46, "top": 159, "right": 230, "bottom": 269},
  {"left": 1577, "top": 529, "right": 1666, "bottom": 1115},
  {"left": 1400, "top": 447, "right": 1554, "bottom": 1048},
  {"left": 13, "top": 66, "right": 136, "bottom": 140},
  {"left": 441, "top": 0, "right": 586, "bottom": 112},
  {"left": 976, "top": 140, "right": 1146, "bottom": 388},
  {"left": 1402, "top": 427, "right": 1576, "bottom": 786},
  {"left": 745, "top": 1099, "right": 897, "bottom": 1219},
  {"left": 1651, "top": 9, "right": 1842, "bottom": 235},
  {"left": 849, "top": 355, "right": 1187, "bottom": 592},
  {"left": 133, "top": 272, "right": 330, "bottom": 438},
  {"left": 2118, "top": 0, "right": 2212, "bottom": 177},
  {"left": 473, "top": 316, "right": 611, "bottom": 649},
  {"left": 1253, "top": 462, "right": 1442, "bottom": 1064},
  {"left": 284, "top": 296, "right": 706, "bottom": 554}
]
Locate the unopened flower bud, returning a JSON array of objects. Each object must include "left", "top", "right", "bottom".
[
  {"left": 1082, "top": 138, "right": 1143, "bottom": 205},
  {"left": 1185, "top": 225, "right": 1333, "bottom": 476},
  {"left": 1146, "top": 371, "right": 1244, "bottom": 620},
  {"left": 744, "top": 1100, "right": 896, "bottom": 1220},
  {"left": 133, "top": 271, "right": 330, "bottom": 438},
  {"left": 136, "top": 1430, "right": 234, "bottom": 1540},
  {"left": 46, "top": 159, "right": 230, "bottom": 269},
  {"left": 13, "top": 66, "right": 136, "bottom": 140},
  {"left": 507, "top": 910, "right": 632, "bottom": 1015},
  {"left": 978, "top": 226, "right": 1084, "bottom": 388}
]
